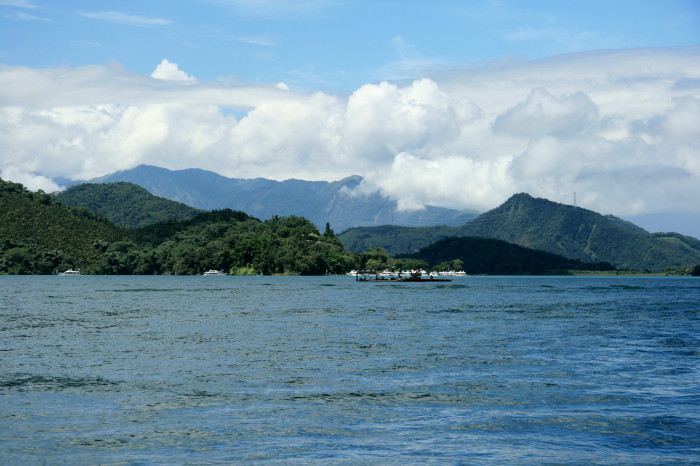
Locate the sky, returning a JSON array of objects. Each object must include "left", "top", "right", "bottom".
[{"left": 1, "top": 0, "right": 700, "bottom": 236}]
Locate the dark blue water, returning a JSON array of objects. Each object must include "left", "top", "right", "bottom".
[{"left": 1, "top": 275, "right": 699, "bottom": 464}]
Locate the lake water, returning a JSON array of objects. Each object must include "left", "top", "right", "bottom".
[{"left": 1, "top": 275, "right": 699, "bottom": 464}]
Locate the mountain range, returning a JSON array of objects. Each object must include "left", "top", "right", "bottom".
[
  {"left": 54, "top": 169, "right": 700, "bottom": 272},
  {"left": 9, "top": 177, "right": 614, "bottom": 276},
  {"left": 88, "top": 165, "right": 477, "bottom": 232}
]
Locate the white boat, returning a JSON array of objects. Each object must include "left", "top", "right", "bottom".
[
  {"left": 203, "top": 269, "right": 226, "bottom": 276},
  {"left": 60, "top": 269, "right": 81, "bottom": 275}
]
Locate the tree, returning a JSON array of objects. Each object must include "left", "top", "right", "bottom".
[
  {"left": 692, "top": 265, "right": 700, "bottom": 276},
  {"left": 2, "top": 247, "right": 30, "bottom": 274},
  {"left": 364, "top": 258, "right": 384, "bottom": 271},
  {"left": 393, "top": 258, "right": 428, "bottom": 271},
  {"left": 361, "top": 247, "right": 392, "bottom": 269}
]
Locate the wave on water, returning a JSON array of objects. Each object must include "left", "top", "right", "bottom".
[
  {"left": 104, "top": 288, "right": 233, "bottom": 293},
  {"left": 0, "top": 374, "right": 121, "bottom": 392},
  {"left": 427, "top": 307, "right": 469, "bottom": 314},
  {"left": 608, "top": 284, "right": 646, "bottom": 290},
  {"left": 2, "top": 275, "right": 699, "bottom": 464}
]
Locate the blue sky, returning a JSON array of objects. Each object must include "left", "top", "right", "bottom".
[
  {"left": 1, "top": 0, "right": 700, "bottom": 237},
  {"left": 2, "top": 0, "right": 698, "bottom": 91}
]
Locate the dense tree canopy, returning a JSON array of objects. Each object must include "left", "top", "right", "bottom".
[
  {"left": 56, "top": 182, "right": 203, "bottom": 228},
  {"left": 1, "top": 178, "right": 359, "bottom": 275},
  {"left": 405, "top": 236, "right": 615, "bottom": 275}
]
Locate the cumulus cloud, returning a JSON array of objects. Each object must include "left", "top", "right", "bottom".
[
  {"left": 151, "top": 59, "right": 196, "bottom": 83},
  {"left": 493, "top": 87, "right": 599, "bottom": 137},
  {"left": 1, "top": 49, "right": 700, "bottom": 225}
]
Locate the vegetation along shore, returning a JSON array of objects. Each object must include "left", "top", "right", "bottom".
[{"left": 2, "top": 178, "right": 699, "bottom": 276}]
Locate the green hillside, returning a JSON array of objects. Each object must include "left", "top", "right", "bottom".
[
  {"left": 0, "top": 178, "right": 133, "bottom": 272},
  {"left": 459, "top": 193, "right": 700, "bottom": 272},
  {"left": 0, "top": 178, "right": 356, "bottom": 275},
  {"left": 6, "top": 178, "right": 697, "bottom": 275},
  {"left": 338, "top": 224, "right": 463, "bottom": 256},
  {"left": 55, "top": 182, "right": 203, "bottom": 228},
  {"left": 121, "top": 211, "right": 357, "bottom": 276},
  {"left": 405, "top": 236, "right": 614, "bottom": 275},
  {"left": 340, "top": 193, "right": 700, "bottom": 272}
]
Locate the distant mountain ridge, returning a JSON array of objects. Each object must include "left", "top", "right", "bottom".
[
  {"left": 89, "top": 165, "right": 477, "bottom": 232},
  {"left": 75, "top": 166, "right": 700, "bottom": 272},
  {"left": 340, "top": 193, "right": 700, "bottom": 272}
]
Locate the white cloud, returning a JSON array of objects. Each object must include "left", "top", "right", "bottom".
[
  {"left": 493, "top": 87, "right": 599, "bottom": 137},
  {"left": 151, "top": 59, "right": 196, "bottom": 83},
  {"left": 341, "top": 79, "right": 463, "bottom": 163},
  {"left": 1, "top": 48, "right": 699, "bottom": 225},
  {"left": 0, "top": 165, "right": 63, "bottom": 192},
  {"left": 82, "top": 11, "right": 171, "bottom": 27}
]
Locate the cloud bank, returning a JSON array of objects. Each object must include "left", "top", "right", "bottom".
[{"left": 1, "top": 47, "right": 699, "bottom": 222}]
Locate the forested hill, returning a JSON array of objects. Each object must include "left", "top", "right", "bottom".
[
  {"left": 340, "top": 193, "right": 700, "bottom": 272},
  {"left": 459, "top": 193, "right": 700, "bottom": 272},
  {"left": 56, "top": 182, "right": 203, "bottom": 228},
  {"left": 339, "top": 224, "right": 464, "bottom": 257},
  {"left": 0, "top": 178, "right": 356, "bottom": 275},
  {"left": 406, "top": 236, "right": 614, "bottom": 275},
  {"left": 0, "top": 178, "right": 132, "bottom": 272}
]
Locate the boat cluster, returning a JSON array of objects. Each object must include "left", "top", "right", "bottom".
[
  {"left": 347, "top": 269, "right": 466, "bottom": 278},
  {"left": 349, "top": 269, "right": 462, "bottom": 282}
]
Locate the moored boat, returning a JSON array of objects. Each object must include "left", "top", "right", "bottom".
[
  {"left": 60, "top": 269, "right": 81, "bottom": 275},
  {"left": 203, "top": 269, "right": 227, "bottom": 276}
]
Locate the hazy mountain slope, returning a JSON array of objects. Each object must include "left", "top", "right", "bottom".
[
  {"left": 55, "top": 182, "right": 203, "bottom": 228},
  {"left": 90, "top": 165, "right": 477, "bottom": 231}
]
